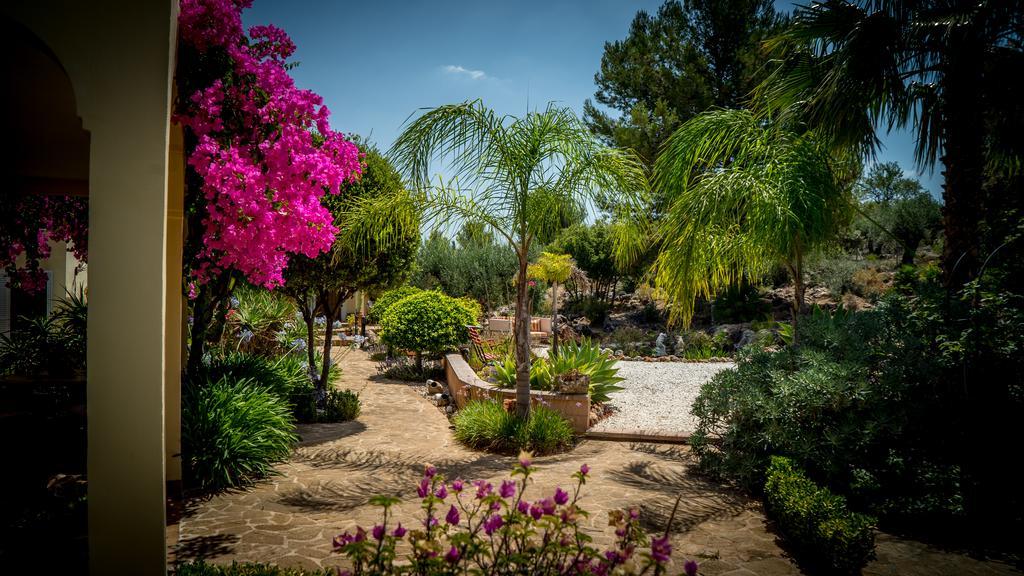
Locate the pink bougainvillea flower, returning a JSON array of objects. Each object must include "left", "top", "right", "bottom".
[{"left": 176, "top": 0, "right": 361, "bottom": 289}]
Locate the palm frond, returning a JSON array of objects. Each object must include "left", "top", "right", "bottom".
[{"left": 652, "top": 109, "right": 849, "bottom": 324}]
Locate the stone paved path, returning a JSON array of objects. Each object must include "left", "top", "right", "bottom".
[{"left": 173, "top": 350, "right": 1021, "bottom": 575}]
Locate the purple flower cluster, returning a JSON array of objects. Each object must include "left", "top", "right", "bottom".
[{"left": 330, "top": 453, "right": 699, "bottom": 575}]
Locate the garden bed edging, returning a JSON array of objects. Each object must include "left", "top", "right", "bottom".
[{"left": 443, "top": 353, "right": 590, "bottom": 433}]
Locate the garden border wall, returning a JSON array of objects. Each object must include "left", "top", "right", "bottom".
[{"left": 443, "top": 353, "right": 590, "bottom": 433}]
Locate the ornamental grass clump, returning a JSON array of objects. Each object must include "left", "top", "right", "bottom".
[
  {"left": 332, "top": 456, "right": 700, "bottom": 576},
  {"left": 182, "top": 376, "right": 297, "bottom": 492},
  {"left": 452, "top": 401, "right": 573, "bottom": 455}
]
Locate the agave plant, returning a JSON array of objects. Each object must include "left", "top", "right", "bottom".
[
  {"left": 491, "top": 355, "right": 554, "bottom": 391},
  {"left": 549, "top": 338, "right": 625, "bottom": 403}
]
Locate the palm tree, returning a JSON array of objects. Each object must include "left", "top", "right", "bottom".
[
  {"left": 528, "top": 252, "right": 574, "bottom": 356},
  {"left": 389, "top": 100, "right": 647, "bottom": 418},
  {"left": 628, "top": 108, "right": 849, "bottom": 342},
  {"left": 754, "top": 0, "right": 1023, "bottom": 288}
]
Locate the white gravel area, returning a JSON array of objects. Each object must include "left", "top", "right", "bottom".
[{"left": 589, "top": 360, "right": 735, "bottom": 435}]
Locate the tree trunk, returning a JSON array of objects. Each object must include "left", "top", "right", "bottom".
[
  {"left": 940, "top": 31, "right": 985, "bottom": 289},
  {"left": 318, "top": 289, "right": 349, "bottom": 398},
  {"left": 788, "top": 254, "right": 805, "bottom": 348},
  {"left": 900, "top": 240, "right": 919, "bottom": 266},
  {"left": 185, "top": 274, "right": 231, "bottom": 382},
  {"left": 551, "top": 281, "right": 560, "bottom": 357},
  {"left": 514, "top": 255, "right": 532, "bottom": 420},
  {"left": 299, "top": 295, "right": 317, "bottom": 382}
]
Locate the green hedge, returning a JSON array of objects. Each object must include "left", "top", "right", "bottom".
[{"left": 764, "top": 456, "right": 876, "bottom": 574}]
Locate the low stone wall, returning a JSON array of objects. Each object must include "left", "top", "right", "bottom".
[{"left": 443, "top": 353, "right": 590, "bottom": 433}]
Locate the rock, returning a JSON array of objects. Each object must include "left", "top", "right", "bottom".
[
  {"left": 712, "top": 323, "right": 751, "bottom": 344},
  {"left": 654, "top": 332, "right": 668, "bottom": 357},
  {"left": 614, "top": 349, "right": 623, "bottom": 357},
  {"left": 736, "top": 329, "right": 757, "bottom": 350}
]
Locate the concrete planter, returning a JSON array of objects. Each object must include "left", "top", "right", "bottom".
[{"left": 443, "top": 353, "right": 590, "bottom": 433}]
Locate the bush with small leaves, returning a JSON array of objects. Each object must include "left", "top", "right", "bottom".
[
  {"left": 369, "top": 286, "right": 422, "bottom": 324},
  {"left": 764, "top": 456, "right": 876, "bottom": 574},
  {"left": 378, "top": 291, "right": 476, "bottom": 369}
]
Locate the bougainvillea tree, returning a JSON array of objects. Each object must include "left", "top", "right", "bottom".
[
  {"left": 0, "top": 191, "right": 87, "bottom": 293},
  {"left": 175, "top": 0, "right": 362, "bottom": 377}
]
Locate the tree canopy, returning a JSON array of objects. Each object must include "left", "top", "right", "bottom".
[{"left": 584, "top": 0, "right": 784, "bottom": 166}]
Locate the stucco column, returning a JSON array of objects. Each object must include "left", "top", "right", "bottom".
[{"left": 78, "top": 3, "right": 178, "bottom": 573}]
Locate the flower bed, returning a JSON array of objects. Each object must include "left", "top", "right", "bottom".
[{"left": 443, "top": 353, "right": 590, "bottom": 433}]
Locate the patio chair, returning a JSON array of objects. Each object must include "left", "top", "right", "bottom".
[{"left": 467, "top": 325, "right": 500, "bottom": 363}]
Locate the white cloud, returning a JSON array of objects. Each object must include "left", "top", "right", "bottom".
[{"left": 443, "top": 64, "right": 487, "bottom": 80}]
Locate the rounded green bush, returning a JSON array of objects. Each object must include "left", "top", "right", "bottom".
[
  {"left": 453, "top": 400, "right": 574, "bottom": 455},
  {"left": 322, "top": 388, "right": 361, "bottom": 422},
  {"left": 378, "top": 291, "right": 475, "bottom": 363},
  {"left": 183, "top": 376, "right": 298, "bottom": 491},
  {"left": 369, "top": 286, "right": 422, "bottom": 324}
]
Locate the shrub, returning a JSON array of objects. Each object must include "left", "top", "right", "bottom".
[
  {"left": 453, "top": 401, "right": 573, "bottom": 455},
  {"left": 201, "top": 352, "right": 306, "bottom": 400},
  {"left": 182, "top": 377, "right": 297, "bottom": 491},
  {"left": 378, "top": 291, "right": 475, "bottom": 369},
  {"left": 0, "top": 289, "right": 87, "bottom": 378},
  {"left": 177, "top": 561, "right": 331, "bottom": 576},
  {"left": 851, "top": 267, "right": 888, "bottom": 300},
  {"left": 331, "top": 459, "right": 699, "bottom": 575},
  {"left": 806, "top": 253, "right": 862, "bottom": 296},
  {"left": 228, "top": 285, "right": 297, "bottom": 355},
  {"left": 564, "top": 295, "right": 610, "bottom": 325},
  {"left": 764, "top": 457, "right": 876, "bottom": 574},
  {"left": 711, "top": 282, "right": 770, "bottom": 323},
  {"left": 455, "top": 296, "right": 483, "bottom": 323},
  {"left": 369, "top": 286, "right": 422, "bottom": 323},
  {"left": 676, "top": 330, "right": 730, "bottom": 360},
  {"left": 321, "top": 388, "right": 360, "bottom": 422},
  {"left": 690, "top": 302, "right": 967, "bottom": 528}
]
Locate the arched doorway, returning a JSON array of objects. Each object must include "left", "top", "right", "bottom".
[{"left": 0, "top": 16, "right": 91, "bottom": 571}]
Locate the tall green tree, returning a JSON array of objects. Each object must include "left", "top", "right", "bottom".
[
  {"left": 584, "top": 0, "right": 784, "bottom": 167},
  {"left": 390, "top": 100, "right": 647, "bottom": 418},
  {"left": 550, "top": 222, "right": 622, "bottom": 303},
  {"left": 413, "top": 227, "right": 521, "bottom": 313},
  {"left": 854, "top": 162, "right": 943, "bottom": 264},
  {"left": 626, "top": 109, "right": 849, "bottom": 342},
  {"left": 283, "top": 144, "right": 420, "bottom": 395},
  {"left": 755, "top": 0, "right": 1023, "bottom": 288}
]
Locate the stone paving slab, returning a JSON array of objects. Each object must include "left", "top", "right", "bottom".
[{"left": 173, "top": 350, "right": 1022, "bottom": 576}]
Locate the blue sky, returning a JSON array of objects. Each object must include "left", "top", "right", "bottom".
[{"left": 242, "top": 0, "right": 941, "bottom": 196}]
